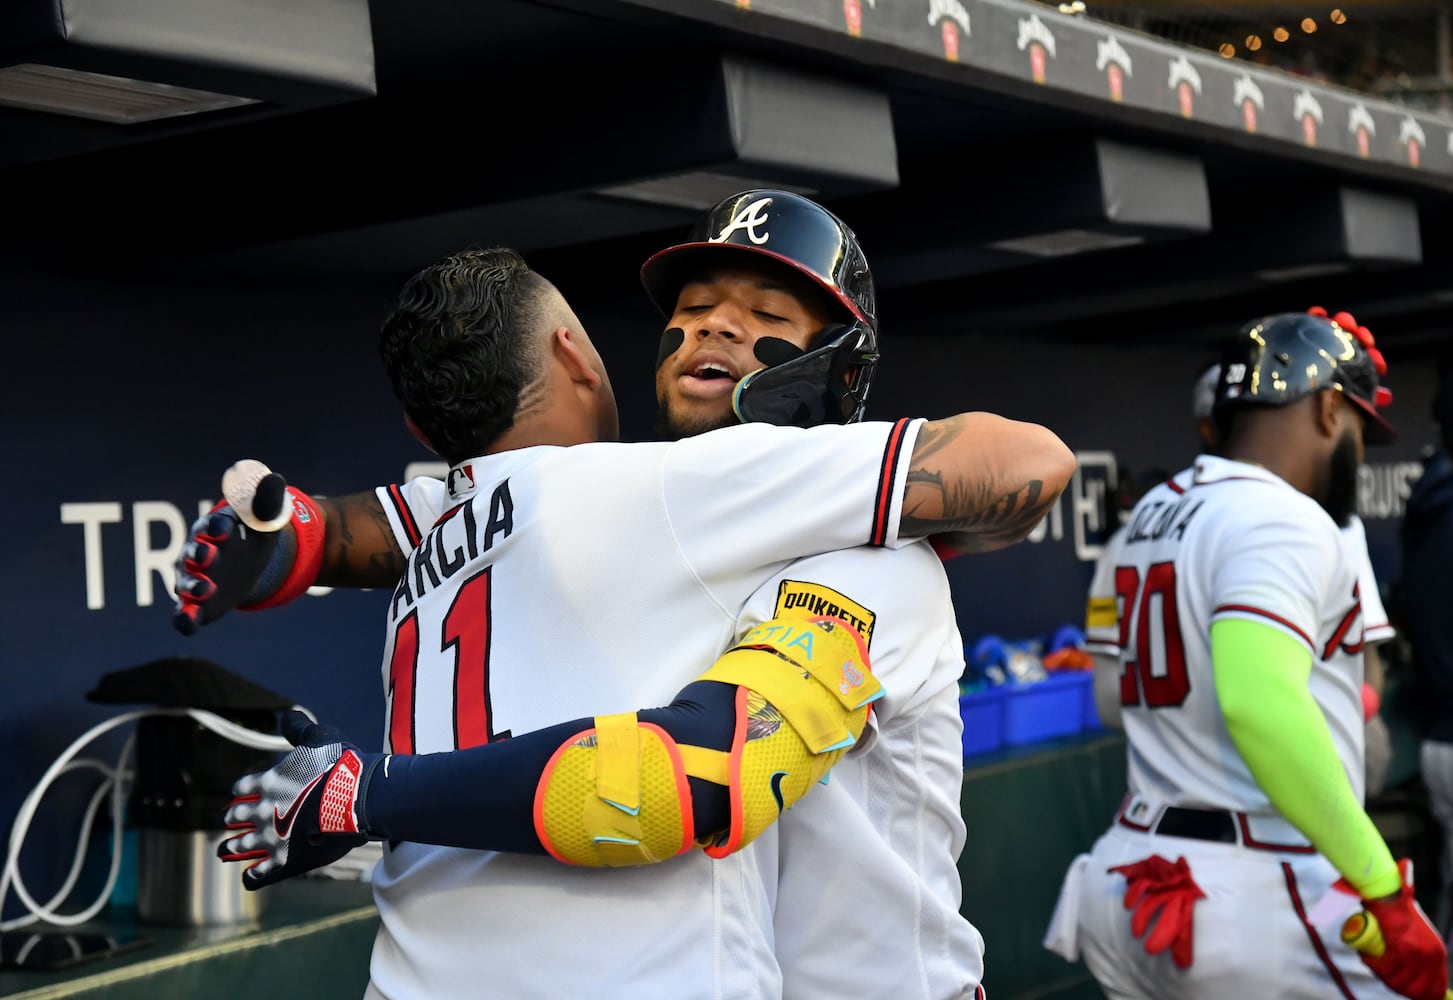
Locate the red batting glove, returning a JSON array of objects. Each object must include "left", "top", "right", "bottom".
[
  {"left": 1109, "top": 854, "right": 1206, "bottom": 970},
  {"left": 1361, "top": 859, "right": 1449, "bottom": 1000}
]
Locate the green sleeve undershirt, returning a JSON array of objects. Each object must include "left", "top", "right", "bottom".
[{"left": 1211, "top": 617, "right": 1400, "bottom": 899}]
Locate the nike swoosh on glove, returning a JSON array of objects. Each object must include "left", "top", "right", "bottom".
[
  {"left": 1109, "top": 854, "right": 1206, "bottom": 970},
  {"left": 218, "top": 710, "right": 381, "bottom": 890}
]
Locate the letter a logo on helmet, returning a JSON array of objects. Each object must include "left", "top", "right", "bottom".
[{"left": 709, "top": 197, "right": 773, "bottom": 245}]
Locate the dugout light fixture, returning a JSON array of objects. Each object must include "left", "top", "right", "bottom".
[
  {"left": 594, "top": 55, "right": 898, "bottom": 211},
  {"left": 1248, "top": 187, "right": 1421, "bottom": 282},
  {"left": 988, "top": 229, "right": 1146, "bottom": 257},
  {"left": 899, "top": 138, "right": 1206, "bottom": 268},
  {"left": 0, "top": 64, "right": 259, "bottom": 124},
  {"left": 1252, "top": 262, "right": 1351, "bottom": 282}
]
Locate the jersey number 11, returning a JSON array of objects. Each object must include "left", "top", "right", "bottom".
[{"left": 386, "top": 567, "right": 497, "bottom": 754}]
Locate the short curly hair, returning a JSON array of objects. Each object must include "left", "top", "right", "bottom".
[{"left": 379, "top": 247, "right": 551, "bottom": 464}]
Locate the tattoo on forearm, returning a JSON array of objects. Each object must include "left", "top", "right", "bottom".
[
  {"left": 901, "top": 475, "right": 1047, "bottom": 539},
  {"left": 364, "top": 500, "right": 407, "bottom": 579},
  {"left": 323, "top": 494, "right": 407, "bottom": 584},
  {"left": 900, "top": 416, "right": 1055, "bottom": 547}
]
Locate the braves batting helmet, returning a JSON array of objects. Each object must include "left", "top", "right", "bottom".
[
  {"left": 639, "top": 189, "right": 880, "bottom": 427},
  {"left": 1213, "top": 312, "right": 1396, "bottom": 444}
]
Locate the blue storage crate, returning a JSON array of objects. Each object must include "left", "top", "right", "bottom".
[
  {"left": 1077, "top": 668, "right": 1105, "bottom": 730},
  {"left": 1002, "top": 671, "right": 1086, "bottom": 746},
  {"left": 959, "top": 686, "right": 1006, "bottom": 758}
]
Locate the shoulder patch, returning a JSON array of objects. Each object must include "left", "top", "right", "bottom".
[
  {"left": 774, "top": 580, "right": 877, "bottom": 649},
  {"left": 1086, "top": 596, "right": 1118, "bottom": 630}
]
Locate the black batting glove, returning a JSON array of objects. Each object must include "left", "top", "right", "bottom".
[{"left": 172, "top": 473, "right": 287, "bottom": 635}]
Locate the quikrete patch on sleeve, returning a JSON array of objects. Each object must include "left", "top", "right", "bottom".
[{"left": 774, "top": 580, "right": 877, "bottom": 649}]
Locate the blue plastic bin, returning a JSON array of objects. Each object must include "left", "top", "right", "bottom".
[
  {"left": 959, "top": 686, "right": 1006, "bottom": 758},
  {"left": 1078, "top": 668, "right": 1104, "bottom": 730},
  {"left": 1001, "top": 672, "right": 1086, "bottom": 746}
]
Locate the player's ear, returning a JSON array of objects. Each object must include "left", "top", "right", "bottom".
[
  {"left": 1313, "top": 388, "right": 1343, "bottom": 439},
  {"left": 553, "top": 327, "right": 603, "bottom": 391}
]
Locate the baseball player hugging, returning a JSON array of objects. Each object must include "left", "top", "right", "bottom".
[{"left": 1046, "top": 312, "right": 1448, "bottom": 1000}]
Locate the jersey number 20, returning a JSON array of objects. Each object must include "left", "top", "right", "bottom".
[
  {"left": 1114, "top": 562, "right": 1190, "bottom": 708},
  {"left": 386, "top": 567, "right": 497, "bottom": 754}
]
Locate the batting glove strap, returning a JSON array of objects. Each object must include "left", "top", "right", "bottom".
[{"left": 239, "top": 488, "right": 326, "bottom": 611}]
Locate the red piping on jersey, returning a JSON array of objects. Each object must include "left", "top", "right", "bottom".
[
  {"left": 870, "top": 419, "right": 911, "bottom": 548},
  {"left": 387, "top": 484, "right": 422, "bottom": 549},
  {"left": 1213, "top": 604, "right": 1315, "bottom": 653},
  {"left": 1283, "top": 862, "right": 1357, "bottom": 999},
  {"left": 1164, "top": 478, "right": 1186, "bottom": 495},
  {"left": 1115, "top": 797, "right": 1154, "bottom": 832},
  {"left": 1189, "top": 475, "right": 1269, "bottom": 490},
  {"left": 1364, "top": 621, "right": 1395, "bottom": 641},
  {"left": 1236, "top": 814, "right": 1315, "bottom": 854},
  {"left": 434, "top": 504, "right": 465, "bottom": 529}
]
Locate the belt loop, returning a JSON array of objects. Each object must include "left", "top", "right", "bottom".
[{"left": 1117, "top": 795, "right": 1157, "bottom": 832}]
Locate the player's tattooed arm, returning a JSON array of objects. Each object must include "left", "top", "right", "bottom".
[
  {"left": 317, "top": 492, "right": 407, "bottom": 588},
  {"left": 900, "top": 413, "right": 1075, "bottom": 554}
]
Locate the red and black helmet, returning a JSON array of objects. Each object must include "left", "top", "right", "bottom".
[
  {"left": 640, "top": 190, "right": 880, "bottom": 426},
  {"left": 1214, "top": 311, "right": 1396, "bottom": 444}
]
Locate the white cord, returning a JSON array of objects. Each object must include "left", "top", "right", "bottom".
[
  {"left": 1, "top": 706, "right": 304, "bottom": 931},
  {"left": 4, "top": 741, "right": 134, "bottom": 929}
]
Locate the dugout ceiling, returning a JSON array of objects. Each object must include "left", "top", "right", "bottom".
[{"left": 3, "top": 0, "right": 1453, "bottom": 353}]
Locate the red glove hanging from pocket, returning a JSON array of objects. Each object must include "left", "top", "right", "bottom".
[{"left": 1109, "top": 854, "right": 1206, "bottom": 970}]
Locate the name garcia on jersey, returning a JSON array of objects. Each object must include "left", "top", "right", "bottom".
[{"left": 391, "top": 478, "right": 514, "bottom": 619}]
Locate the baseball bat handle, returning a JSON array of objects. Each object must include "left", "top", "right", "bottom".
[
  {"left": 1341, "top": 910, "right": 1453, "bottom": 1000},
  {"left": 222, "top": 459, "right": 291, "bottom": 532}
]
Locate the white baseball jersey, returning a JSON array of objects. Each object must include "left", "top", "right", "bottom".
[
  {"left": 1089, "top": 485, "right": 1393, "bottom": 661},
  {"left": 357, "top": 419, "right": 945, "bottom": 1000},
  {"left": 1087, "top": 455, "right": 1367, "bottom": 809},
  {"left": 1050, "top": 456, "right": 1399, "bottom": 998},
  {"left": 736, "top": 548, "right": 984, "bottom": 999}
]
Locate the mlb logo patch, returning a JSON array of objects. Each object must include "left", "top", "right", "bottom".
[{"left": 447, "top": 464, "right": 476, "bottom": 498}]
